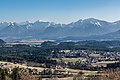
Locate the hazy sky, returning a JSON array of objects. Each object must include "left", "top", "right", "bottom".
[{"left": 0, "top": 0, "right": 120, "bottom": 23}]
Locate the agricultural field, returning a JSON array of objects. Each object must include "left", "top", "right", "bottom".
[{"left": 52, "top": 58, "right": 86, "bottom": 63}]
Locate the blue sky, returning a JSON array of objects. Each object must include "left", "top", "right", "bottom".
[{"left": 0, "top": 0, "right": 120, "bottom": 23}]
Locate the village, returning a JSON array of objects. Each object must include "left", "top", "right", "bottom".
[{"left": 0, "top": 49, "right": 120, "bottom": 80}]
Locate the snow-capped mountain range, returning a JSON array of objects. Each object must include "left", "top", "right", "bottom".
[{"left": 1, "top": 18, "right": 120, "bottom": 40}]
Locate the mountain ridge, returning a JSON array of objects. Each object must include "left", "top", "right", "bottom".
[{"left": 0, "top": 18, "right": 120, "bottom": 41}]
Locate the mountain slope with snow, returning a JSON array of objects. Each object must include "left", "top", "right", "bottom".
[{"left": 0, "top": 18, "right": 120, "bottom": 40}]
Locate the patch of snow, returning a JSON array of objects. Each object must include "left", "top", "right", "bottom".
[
  {"left": 1, "top": 22, "right": 4, "bottom": 24},
  {"left": 11, "top": 22, "right": 14, "bottom": 26},
  {"left": 95, "top": 22, "right": 101, "bottom": 26},
  {"left": 51, "top": 22, "right": 56, "bottom": 25},
  {"left": 27, "top": 21, "right": 31, "bottom": 23},
  {"left": 26, "top": 24, "right": 32, "bottom": 29},
  {"left": 90, "top": 21, "right": 94, "bottom": 24},
  {"left": 37, "top": 20, "right": 43, "bottom": 22},
  {"left": 47, "top": 23, "right": 51, "bottom": 27}
]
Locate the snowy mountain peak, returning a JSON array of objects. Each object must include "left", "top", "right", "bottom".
[
  {"left": 9, "top": 22, "right": 16, "bottom": 26},
  {"left": 35, "top": 20, "right": 44, "bottom": 23},
  {"left": 25, "top": 21, "right": 31, "bottom": 24},
  {"left": 38, "top": 20, "right": 43, "bottom": 22},
  {"left": 0, "top": 18, "right": 120, "bottom": 40}
]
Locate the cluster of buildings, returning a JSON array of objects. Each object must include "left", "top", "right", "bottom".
[{"left": 51, "top": 50, "right": 120, "bottom": 69}]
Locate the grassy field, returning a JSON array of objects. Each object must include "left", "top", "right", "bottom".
[
  {"left": 89, "top": 53, "right": 101, "bottom": 57},
  {"left": 0, "top": 61, "right": 100, "bottom": 80},
  {"left": 0, "top": 61, "right": 44, "bottom": 71},
  {"left": 52, "top": 58, "right": 86, "bottom": 63}
]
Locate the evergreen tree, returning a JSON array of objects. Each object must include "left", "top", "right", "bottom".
[
  {"left": 11, "top": 67, "right": 20, "bottom": 80},
  {"left": 0, "top": 68, "right": 6, "bottom": 80}
]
